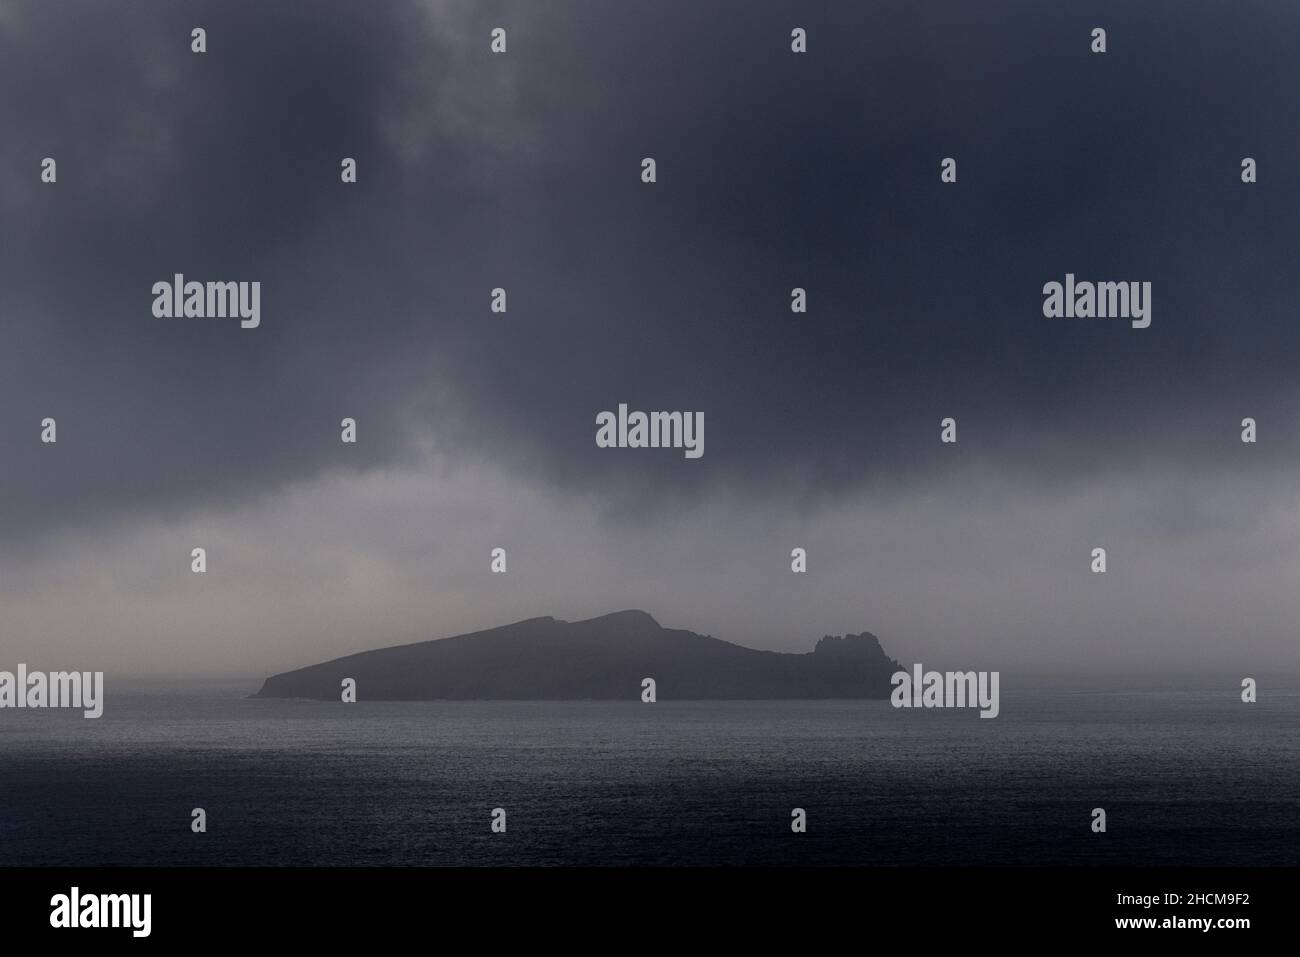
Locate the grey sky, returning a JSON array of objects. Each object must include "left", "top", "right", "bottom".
[{"left": 2, "top": 0, "right": 1298, "bottom": 678}]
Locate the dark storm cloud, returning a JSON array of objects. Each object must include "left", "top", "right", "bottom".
[{"left": 3, "top": 0, "right": 1299, "bottom": 540}]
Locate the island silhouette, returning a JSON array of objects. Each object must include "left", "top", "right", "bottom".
[{"left": 253, "top": 609, "right": 904, "bottom": 700}]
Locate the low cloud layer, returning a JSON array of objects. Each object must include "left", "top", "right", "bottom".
[{"left": 4, "top": 452, "right": 1298, "bottom": 677}]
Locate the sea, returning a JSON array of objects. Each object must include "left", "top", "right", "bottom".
[{"left": 2, "top": 683, "right": 1297, "bottom": 867}]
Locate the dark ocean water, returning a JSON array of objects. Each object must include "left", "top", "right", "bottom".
[{"left": 1, "top": 686, "right": 1297, "bottom": 866}]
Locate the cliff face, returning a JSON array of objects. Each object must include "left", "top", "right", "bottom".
[{"left": 253, "top": 610, "right": 904, "bottom": 701}]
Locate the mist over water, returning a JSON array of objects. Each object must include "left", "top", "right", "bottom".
[{"left": 3, "top": 686, "right": 1297, "bottom": 867}]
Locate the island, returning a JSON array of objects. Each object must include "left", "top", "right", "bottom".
[{"left": 252, "top": 609, "right": 904, "bottom": 701}]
